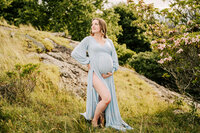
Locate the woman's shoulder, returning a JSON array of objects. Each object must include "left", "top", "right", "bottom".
[
  {"left": 106, "top": 38, "right": 113, "bottom": 45},
  {"left": 80, "top": 36, "right": 92, "bottom": 43},
  {"left": 84, "top": 36, "right": 93, "bottom": 40}
]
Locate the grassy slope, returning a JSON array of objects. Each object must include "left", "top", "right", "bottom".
[{"left": 0, "top": 21, "right": 199, "bottom": 133}]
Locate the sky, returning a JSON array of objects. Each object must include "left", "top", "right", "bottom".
[{"left": 107, "top": 0, "right": 170, "bottom": 10}]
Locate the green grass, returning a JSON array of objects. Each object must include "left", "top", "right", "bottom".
[{"left": 0, "top": 22, "right": 199, "bottom": 133}]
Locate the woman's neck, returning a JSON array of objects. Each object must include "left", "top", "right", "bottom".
[{"left": 93, "top": 33, "right": 104, "bottom": 40}]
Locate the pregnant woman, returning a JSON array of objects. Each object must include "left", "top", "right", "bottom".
[{"left": 71, "top": 18, "right": 132, "bottom": 131}]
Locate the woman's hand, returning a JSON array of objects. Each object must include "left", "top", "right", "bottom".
[
  {"left": 88, "top": 64, "right": 90, "bottom": 70},
  {"left": 102, "top": 72, "right": 113, "bottom": 79}
]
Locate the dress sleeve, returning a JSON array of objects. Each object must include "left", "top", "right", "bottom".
[
  {"left": 71, "top": 37, "right": 90, "bottom": 65},
  {"left": 109, "top": 39, "right": 119, "bottom": 73}
]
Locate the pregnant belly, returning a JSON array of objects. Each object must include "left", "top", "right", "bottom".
[{"left": 96, "top": 53, "right": 113, "bottom": 74}]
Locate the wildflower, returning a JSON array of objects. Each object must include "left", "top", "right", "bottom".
[
  {"left": 196, "top": 36, "right": 200, "bottom": 42},
  {"left": 158, "top": 59, "right": 164, "bottom": 64},
  {"left": 158, "top": 44, "right": 166, "bottom": 50},
  {"left": 160, "top": 52, "right": 163, "bottom": 57},
  {"left": 192, "top": 37, "right": 196, "bottom": 43},
  {"left": 184, "top": 33, "right": 189, "bottom": 37},
  {"left": 168, "top": 56, "right": 172, "bottom": 61},
  {"left": 164, "top": 56, "right": 172, "bottom": 61},
  {"left": 184, "top": 37, "right": 189, "bottom": 45},
  {"left": 169, "top": 37, "right": 174, "bottom": 41},
  {"left": 176, "top": 48, "right": 183, "bottom": 54},
  {"left": 174, "top": 39, "right": 180, "bottom": 47},
  {"left": 160, "top": 39, "right": 166, "bottom": 43},
  {"left": 188, "top": 41, "right": 192, "bottom": 44},
  {"left": 151, "top": 40, "right": 157, "bottom": 45}
]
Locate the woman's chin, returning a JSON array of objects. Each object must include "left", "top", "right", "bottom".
[{"left": 92, "top": 31, "right": 100, "bottom": 34}]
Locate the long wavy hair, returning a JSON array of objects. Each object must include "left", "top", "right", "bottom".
[{"left": 90, "top": 18, "right": 107, "bottom": 38}]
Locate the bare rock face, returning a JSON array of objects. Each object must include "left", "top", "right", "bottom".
[
  {"left": 25, "top": 34, "right": 47, "bottom": 52},
  {"left": 28, "top": 37, "right": 88, "bottom": 100},
  {"left": 25, "top": 32, "right": 199, "bottom": 108}
]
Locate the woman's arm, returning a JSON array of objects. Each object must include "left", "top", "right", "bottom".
[
  {"left": 71, "top": 37, "right": 90, "bottom": 65},
  {"left": 109, "top": 39, "right": 119, "bottom": 73}
]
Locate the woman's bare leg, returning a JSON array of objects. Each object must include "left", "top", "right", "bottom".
[{"left": 92, "top": 72, "right": 111, "bottom": 127}]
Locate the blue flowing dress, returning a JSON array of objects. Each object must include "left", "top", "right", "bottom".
[{"left": 71, "top": 36, "right": 133, "bottom": 131}]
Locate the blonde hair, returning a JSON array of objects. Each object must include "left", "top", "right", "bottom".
[{"left": 90, "top": 18, "right": 107, "bottom": 38}]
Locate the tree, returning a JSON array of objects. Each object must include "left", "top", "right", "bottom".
[
  {"left": 99, "top": 8, "right": 122, "bottom": 42},
  {"left": 0, "top": 0, "right": 107, "bottom": 41},
  {"left": 113, "top": 3, "right": 151, "bottom": 53},
  {"left": 161, "top": 0, "right": 200, "bottom": 32},
  {"left": 151, "top": 0, "right": 200, "bottom": 99}
]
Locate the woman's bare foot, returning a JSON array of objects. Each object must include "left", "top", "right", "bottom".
[
  {"left": 92, "top": 119, "right": 98, "bottom": 127},
  {"left": 99, "top": 112, "right": 105, "bottom": 128}
]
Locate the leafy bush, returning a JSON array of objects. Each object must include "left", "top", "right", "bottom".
[
  {"left": 129, "top": 51, "right": 177, "bottom": 88},
  {"left": 115, "top": 43, "right": 136, "bottom": 65},
  {"left": 0, "top": 63, "right": 40, "bottom": 103},
  {"left": 153, "top": 32, "right": 200, "bottom": 99},
  {"left": 113, "top": 3, "right": 151, "bottom": 52},
  {"left": 161, "top": 0, "right": 200, "bottom": 33},
  {"left": 0, "top": 0, "right": 106, "bottom": 41},
  {"left": 100, "top": 8, "right": 122, "bottom": 43}
]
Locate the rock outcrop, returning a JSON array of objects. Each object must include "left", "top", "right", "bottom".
[
  {"left": 1, "top": 25, "right": 199, "bottom": 108},
  {"left": 38, "top": 38, "right": 88, "bottom": 100}
]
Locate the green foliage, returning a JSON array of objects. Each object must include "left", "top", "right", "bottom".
[
  {"left": 0, "top": 0, "right": 13, "bottom": 10},
  {"left": 161, "top": 0, "right": 200, "bottom": 32},
  {"left": 0, "top": 63, "right": 40, "bottom": 103},
  {"left": 115, "top": 43, "right": 136, "bottom": 65},
  {"left": 0, "top": 0, "right": 107, "bottom": 41},
  {"left": 113, "top": 3, "right": 151, "bottom": 52},
  {"left": 0, "top": 0, "right": 40, "bottom": 26},
  {"left": 100, "top": 8, "right": 122, "bottom": 42},
  {"left": 153, "top": 32, "right": 200, "bottom": 99},
  {"left": 128, "top": 51, "right": 177, "bottom": 88},
  {"left": 0, "top": 21, "right": 199, "bottom": 132},
  {"left": 64, "top": 0, "right": 97, "bottom": 41},
  {"left": 0, "top": 69, "right": 199, "bottom": 132}
]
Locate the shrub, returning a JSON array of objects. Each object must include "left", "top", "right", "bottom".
[
  {"left": 0, "top": 63, "right": 40, "bottom": 103},
  {"left": 115, "top": 43, "right": 136, "bottom": 65},
  {"left": 129, "top": 51, "right": 177, "bottom": 89},
  {"left": 153, "top": 32, "right": 200, "bottom": 99}
]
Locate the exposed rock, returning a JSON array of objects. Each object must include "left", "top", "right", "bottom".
[
  {"left": 51, "top": 32, "right": 66, "bottom": 38},
  {"left": 51, "top": 31, "right": 72, "bottom": 39},
  {"left": 25, "top": 34, "right": 46, "bottom": 52},
  {"left": 0, "top": 25, "right": 14, "bottom": 31},
  {"left": 25, "top": 33, "right": 200, "bottom": 108},
  {"left": 28, "top": 38, "right": 88, "bottom": 99},
  {"left": 67, "top": 39, "right": 79, "bottom": 48}
]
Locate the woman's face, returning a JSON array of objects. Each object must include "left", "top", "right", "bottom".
[{"left": 91, "top": 19, "right": 101, "bottom": 34}]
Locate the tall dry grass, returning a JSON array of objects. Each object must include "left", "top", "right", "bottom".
[{"left": 0, "top": 22, "right": 199, "bottom": 133}]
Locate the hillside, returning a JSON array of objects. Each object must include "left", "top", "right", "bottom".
[{"left": 0, "top": 21, "right": 199, "bottom": 132}]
